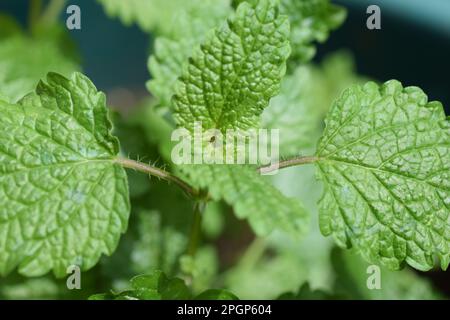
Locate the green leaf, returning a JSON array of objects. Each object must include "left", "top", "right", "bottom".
[
  {"left": 90, "top": 270, "right": 238, "bottom": 300},
  {"left": 173, "top": 0, "right": 291, "bottom": 131},
  {"left": 280, "top": 0, "right": 347, "bottom": 64},
  {"left": 148, "top": 0, "right": 231, "bottom": 107},
  {"left": 0, "top": 35, "right": 78, "bottom": 103},
  {"left": 234, "top": 0, "right": 346, "bottom": 64},
  {"left": 0, "top": 72, "right": 130, "bottom": 277},
  {"left": 316, "top": 80, "right": 450, "bottom": 271},
  {"left": 92, "top": 271, "right": 191, "bottom": 300},
  {"left": 182, "top": 165, "right": 309, "bottom": 237},
  {"left": 129, "top": 272, "right": 191, "bottom": 300},
  {"left": 277, "top": 283, "right": 336, "bottom": 300},
  {"left": 195, "top": 289, "right": 239, "bottom": 300},
  {"left": 98, "top": 0, "right": 230, "bottom": 36}
]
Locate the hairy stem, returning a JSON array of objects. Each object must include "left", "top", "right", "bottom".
[
  {"left": 115, "top": 157, "right": 199, "bottom": 197},
  {"left": 258, "top": 155, "right": 320, "bottom": 174},
  {"left": 187, "top": 202, "right": 206, "bottom": 257}
]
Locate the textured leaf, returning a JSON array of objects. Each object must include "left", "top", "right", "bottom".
[
  {"left": 280, "top": 0, "right": 346, "bottom": 64},
  {"left": 98, "top": 0, "right": 229, "bottom": 36},
  {"left": 316, "top": 80, "right": 450, "bottom": 271},
  {"left": 182, "top": 165, "right": 309, "bottom": 237},
  {"left": 0, "top": 72, "right": 130, "bottom": 277},
  {"left": 173, "top": 0, "right": 291, "bottom": 131},
  {"left": 90, "top": 271, "right": 190, "bottom": 300},
  {"left": 90, "top": 270, "right": 237, "bottom": 300},
  {"left": 195, "top": 289, "right": 239, "bottom": 300},
  {"left": 0, "top": 35, "right": 78, "bottom": 103},
  {"left": 277, "top": 283, "right": 336, "bottom": 300},
  {"left": 234, "top": 0, "right": 346, "bottom": 64},
  {"left": 148, "top": 0, "right": 231, "bottom": 107}
]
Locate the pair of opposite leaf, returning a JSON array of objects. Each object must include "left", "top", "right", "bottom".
[{"left": 0, "top": 0, "right": 448, "bottom": 279}]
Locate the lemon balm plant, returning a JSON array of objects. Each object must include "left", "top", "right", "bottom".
[{"left": 0, "top": 0, "right": 448, "bottom": 300}]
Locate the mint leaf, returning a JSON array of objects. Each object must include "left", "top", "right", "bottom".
[
  {"left": 128, "top": 272, "right": 191, "bottom": 300},
  {"left": 90, "top": 270, "right": 238, "bottom": 300},
  {"left": 0, "top": 35, "right": 78, "bottom": 103},
  {"left": 316, "top": 80, "right": 450, "bottom": 271},
  {"left": 195, "top": 289, "right": 239, "bottom": 300},
  {"left": 183, "top": 165, "right": 309, "bottom": 237},
  {"left": 98, "top": 0, "right": 229, "bottom": 36},
  {"left": 173, "top": 0, "right": 291, "bottom": 131},
  {"left": 278, "top": 283, "right": 336, "bottom": 300},
  {"left": 148, "top": 0, "right": 231, "bottom": 107},
  {"left": 92, "top": 271, "right": 191, "bottom": 300},
  {"left": 280, "top": 0, "right": 347, "bottom": 64},
  {"left": 0, "top": 72, "right": 130, "bottom": 277},
  {"left": 233, "top": 0, "right": 346, "bottom": 64}
]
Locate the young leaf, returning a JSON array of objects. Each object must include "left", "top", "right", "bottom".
[
  {"left": 90, "top": 270, "right": 238, "bottom": 300},
  {"left": 90, "top": 271, "right": 190, "bottom": 300},
  {"left": 182, "top": 165, "right": 309, "bottom": 237},
  {"left": 168, "top": 0, "right": 308, "bottom": 237},
  {"left": 234, "top": 0, "right": 347, "bottom": 64},
  {"left": 0, "top": 72, "right": 130, "bottom": 277},
  {"left": 195, "top": 289, "right": 239, "bottom": 300},
  {"left": 148, "top": 0, "right": 231, "bottom": 107},
  {"left": 277, "top": 283, "right": 336, "bottom": 300},
  {"left": 316, "top": 80, "right": 450, "bottom": 271},
  {"left": 280, "top": 0, "right": 347, "bottom": 64},
  {"left": 173, "top": 0, "right": 291, "bottom": 131},
  {"left": 98, "top": 0, "right": 229, "bottom": 36}
]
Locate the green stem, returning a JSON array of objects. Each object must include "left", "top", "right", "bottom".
[
  {"left": 258, "top": 155, "right": 320, "bottom": 174},
  {"left": 187, "top": 202, "right": 205, "bottom": 257},
  {"left": 115, "top": 157, "right": 199, "bottom": 198}
]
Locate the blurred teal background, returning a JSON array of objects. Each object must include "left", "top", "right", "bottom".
[{"left": 1, "top": 0, "right": 448, "bottom": 112}]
